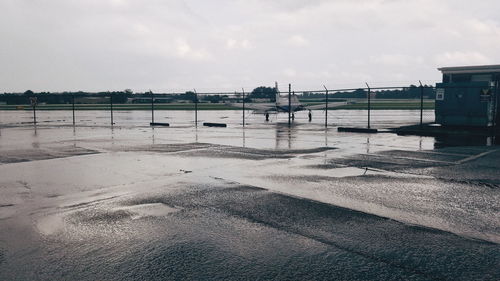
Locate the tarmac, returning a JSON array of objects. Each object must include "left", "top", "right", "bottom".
[{"left": 0, "top": 110, "right": 499, "bottom": 280}]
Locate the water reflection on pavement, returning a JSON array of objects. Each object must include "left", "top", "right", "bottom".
[{"left": 0, "top": 110, "right": 499, "bottom": 280}]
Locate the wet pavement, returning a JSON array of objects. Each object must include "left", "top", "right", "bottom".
[{"left": 0, "top": 110, "right": 499, "bottom": 280}]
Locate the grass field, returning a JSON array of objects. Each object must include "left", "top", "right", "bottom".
[
  {"left": 304, "top": 99, "right": 435, "bottom": 110},
  {"left": 0, "top": 99, "right": 435, "bottom": 111}
]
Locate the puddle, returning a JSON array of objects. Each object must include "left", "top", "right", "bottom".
[
  {"left": 37, "top": 203, "right": 178, "bottom": 236},
  {"left": 37, "top": 214, "right": 66, "bottom": 235},
  {"left": 117, "top": 203, "right": 178, "bottom": 219}
]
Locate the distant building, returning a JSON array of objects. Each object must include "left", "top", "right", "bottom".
[{"left": 436, "top": 64, "right": 500, "bottom": 127}]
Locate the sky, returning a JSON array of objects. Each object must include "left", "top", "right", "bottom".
[{"left": 1, "top": 0, "right": 500, "bottom": 93}]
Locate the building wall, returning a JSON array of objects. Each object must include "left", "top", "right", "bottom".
[{"left": 435, "top": 81, "right": 495, "bottom": 127}]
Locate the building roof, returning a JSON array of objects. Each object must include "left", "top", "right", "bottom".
[{"left": 438, "top": 64, "right": 500, "bottom": 74}]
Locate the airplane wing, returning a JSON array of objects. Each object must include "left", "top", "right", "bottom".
[
  {"left": 304, "top": 101, "right": 348, "bottom": 110},
  {"left": 227, "top": 103, "right": 277, "bottom": 113}
]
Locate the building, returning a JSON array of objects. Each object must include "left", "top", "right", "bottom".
[{"left": 435, "top": 64, "right": 500, "bottom": 127}]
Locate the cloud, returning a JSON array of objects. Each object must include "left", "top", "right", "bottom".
[
  {"left": 434, "top": 51, "right": 490, "bottom": 66},
  {"left": 175, "top": 39, "right": 213, "bottom": 61},
  {"left": 1, "top": 0, "right": 500, "bottom": 92},
  {"left": 283, "top": 68, "right": 297, "bottom": 77},
  {"left": 225, "top": 38, "right": 252, "bottom": 50},
  {"left": 226, "top": 39, "right": 237, "bottom": 49},
  {"left": 369, "top": 54, "right": 424, "bottom": 66},
  {"left": 464, "top": 19, "right": 500, "bottom": 35},
  {"left": 288, "top": 35, "right": 309, "bottom": 47}
]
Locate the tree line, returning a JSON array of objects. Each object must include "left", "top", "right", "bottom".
[
  {"left": 302, "top": 85, "right": 435, "bottom": 99},
  {"left": 0, "top": 85, "right": 434, "bottom": 105}
]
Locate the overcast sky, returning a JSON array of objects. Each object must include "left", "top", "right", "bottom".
[{"left": 1, "top": 0, "right": 500, "bottom": 92}]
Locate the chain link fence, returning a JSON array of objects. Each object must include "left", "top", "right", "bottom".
[{"left": 0, "top": 84, "right": 497, "bottom": 129}]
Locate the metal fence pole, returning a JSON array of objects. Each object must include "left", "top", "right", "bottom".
[
  {"left": 490, "top": 77, "right": 499, "bottom": 128},
  {"left": 32, "top": 102, "right": 36, "bottom": 124},
  {"left": 110, "top": 93, "right": 114, "bottom": 125},
  {"left": 72, "top": 94, "right": 75, "bottom": 125},
  {"left": 419, "top": 80, "right": 424, "bottom": 128},
  {"left": 495, "top": 79, "right": 499, "bottom": 127},
  {"left": 194, "top": 89, "right": 198, "bottom": 127},
  {"left": 242, "top": 88, "right": 245, "bottom": 127},
  {"left": 366, "top": 83, "right": 371, "bottom": 129},
  {"left": 288, "top": 84, "right": 291, "bottom": 126},
  {"left": 323, "top": 85, "right": 328, "bottom": 128},
  {"left": 151, "top": 90, "right": 154, "bottom": 124}
]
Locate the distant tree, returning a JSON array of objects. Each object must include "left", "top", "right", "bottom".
[
  {"left": 23, "top": 90, "right": 34, "bottom": 96},
  {"left": 203, "top": 95, "right": 223, "bottom": 103},
  {"left": 249, "top": 86, "right": 277, "bottom": 101},
  {"left": 112, "top": 91, "right": 128, "bottom": 103},
  {"left": 182, "top": 91, "right": 197, "bottom": 102}
]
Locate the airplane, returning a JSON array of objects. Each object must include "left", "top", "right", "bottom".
[{"left": 230, "top": 82, "right": 349, "bottom": 120}]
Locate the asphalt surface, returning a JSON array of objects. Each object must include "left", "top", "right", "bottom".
[{"left": 0, "top": 110, "right": 499, "bottom": 280}]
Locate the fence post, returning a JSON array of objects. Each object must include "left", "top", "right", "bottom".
[
  {"left": 288, "top": 84, "right": 291, "bottom": 126},
  {"left": 150, "top": 90, "right": 154, "bottom": 124},
  {"left": 419, "top": 80, "right": 423, "bottom": 128},
  {"left": 366, "top": 82, "right": 371, "bottom": 129},
  {"left": 323, "top": 85, "right": 328, "bottom": 128},
  {"left": 72, "top": 94, "right": 75, "bottom": 125},
  {"left": 242, "top": 88, "right": 245, "bottom": 127},
  {"left": 194, "top": 89, "right": 198, "bottom": 127},
  {"left": 29, "top": 96, "right": 37, "bottom": 124},
  {"left": 110, "top": 93, "right": 114, "bottom": 125},
  {"left": 494, "top": 79, "right": 499, "bottom": 127},
  {"left": 32, "top": 101, "right": 37, "bottom": 124}
]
